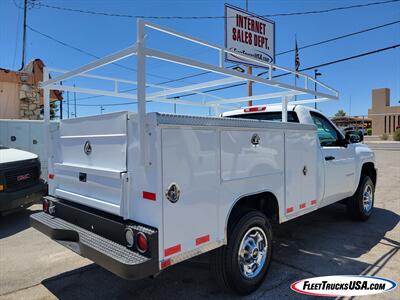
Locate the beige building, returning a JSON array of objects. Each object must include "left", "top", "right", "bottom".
[
  {"left": 368, "top": 88, "right": 400, "bottom": 135},
  {"left": 0, "top": 59, "right": 62, "bottom": 120}
]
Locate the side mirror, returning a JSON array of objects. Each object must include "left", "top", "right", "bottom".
[
  {"left": 358, "top": 131, "right": 364, "bottom": 142},
  {"left": 345, "top": 132, "right": 360, "bottom": 143}
]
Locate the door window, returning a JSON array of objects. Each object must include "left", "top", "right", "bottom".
[{"left": 310, "top": 112, "right": 341, "bottom": 146}]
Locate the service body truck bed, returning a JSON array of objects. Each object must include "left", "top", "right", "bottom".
[{"left": 32, "top": 111, "right": 318, "bottom": 274}]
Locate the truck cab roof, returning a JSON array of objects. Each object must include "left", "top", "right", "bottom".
[
  {"left": 222, "top": 104, "right": 320, "bottom": 117},
  {"left": 221, "top": 104, "right": 324, "bottom": 126}
]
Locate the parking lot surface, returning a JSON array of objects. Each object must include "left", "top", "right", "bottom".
[{"left": 0, "top": 149, "right": 399, "bottom": 300}]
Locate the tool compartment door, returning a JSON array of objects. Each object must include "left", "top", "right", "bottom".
[
  {"left": 7, "top": 122, "right": 30, "bottom": 150},
  {"left": 52, "top": 112, "right": 128, "bottom": 215},
  {"left": 285, "top": 130, "right": 318, "bottom": 216},
  {"left": 161, "top": 128, "right": 219, "bottom": 258}
]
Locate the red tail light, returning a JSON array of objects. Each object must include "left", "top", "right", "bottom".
[
  {"left": 244, "top": 106, "right": 266, "bottom": 113},
  {"left": 136, "top": 232, "right": 148, "bottom": 253},
  {"left": 43, "top": 199, "right": 49, "bottom": 212}
]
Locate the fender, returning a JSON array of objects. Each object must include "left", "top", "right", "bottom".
[
  {"left": 352, "top": 143, "right": 376, "bottom": 194},
  {"left": 223, "top": 190, "right": 281, "bottom": 242}
]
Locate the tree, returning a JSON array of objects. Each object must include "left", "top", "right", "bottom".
[
  {"left": 40, "top": 101, "right": 59, "bottom": 120},
  {"left": 50, "top": 102, "right": 59, "bottom": 119},
  {"left": 335, "top": 109, "right": 346, "bottom": 117}
]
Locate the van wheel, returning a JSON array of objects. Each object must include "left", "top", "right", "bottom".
[
  {"left": 210, "top": 211, "right": 272, "bottom": 295},
  {"left": 347, "top": 176, "right": 374, "bottom": 221}
]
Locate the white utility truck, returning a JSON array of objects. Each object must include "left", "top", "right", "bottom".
[
  {"left": 0, "top": 119, "right": 56, "bottom": 178},
  {"left": 30, "top": 21, "right": 376, "bottom": 295},
  {"left": 0, "top": 146, "right": 45, "bottom": 213}
]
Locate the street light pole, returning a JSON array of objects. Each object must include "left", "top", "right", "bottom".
[{"left": 314, "top": 69, "right": 322, "bottom": 109}]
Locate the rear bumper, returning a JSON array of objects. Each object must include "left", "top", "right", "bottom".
[
  {"left": 0, "top": 180, "right": 46, "bottom": 212},
  {"left": 30, "top": 197, "right": 159, "bottom": 280}
]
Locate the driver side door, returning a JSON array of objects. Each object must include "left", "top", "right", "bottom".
[{"left": 310, "top": 112, "right": 356, "bottom": 205}]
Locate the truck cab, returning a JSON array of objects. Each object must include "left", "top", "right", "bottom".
[
  {"left": 222, "top": 104, "right": 377, "bottom": 211},
  {"left": 0, "top": 146, "right": 46, "bottom": 214}
]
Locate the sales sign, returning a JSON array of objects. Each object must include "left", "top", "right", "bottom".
[{"left": 225, "top": 4, "right": 275, "bottom": 67}]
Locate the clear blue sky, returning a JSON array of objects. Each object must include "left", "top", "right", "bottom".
[{"left": 1, "top": 0, "right": 399, "bottom": 118}]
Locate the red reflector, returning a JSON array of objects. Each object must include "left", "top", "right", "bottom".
[
  {"left": 299, "top": 203, "right": 306, "bottom": 209},
  {"left": 160, "top": 259, "right": 171, "bottom": 269},
  {"left": 48, "top": 174, "right": 55, "bottom": 180},
  {"left": 286, "top": 207, "right": 294, "bottom": 213},
  {"left": 42, "top": 199, "right": 49, "bottom": 212},
  {"left": 164, "top": 244, "right": 181, "bottom": 257},
  {"left": 311, "top": 199, "right": 317, "bottom": 205},
  {"left": 196, "top": 235, "right": 210, "bottom": 246},
  {"left": 143, "top": 191, "right": 156, "bottom": 201},
  {"left": 244, "top": 106, "right": 266, "bottom": 113},
  {"left": 136, "top": 232, "right": 148, "bottom": 253}
]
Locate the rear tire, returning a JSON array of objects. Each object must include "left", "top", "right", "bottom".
[
  {"left": 347, "top": 175, "right": 374, "bottom": 221},
  {"left": 210, "top": 210, "right": 272, "bottom": 295}
]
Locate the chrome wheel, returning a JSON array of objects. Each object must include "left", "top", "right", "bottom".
[
  {"left": 363, "top": 183, "right": 373, "bottom": 212},
  {"left": 238, "top": 227, "right": 268, "bottom": 279}
]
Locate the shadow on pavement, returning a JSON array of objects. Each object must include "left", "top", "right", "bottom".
[
  {"left": 0, "top": 204, "right": 41, "bottom": 239},
  {"left": 273, "top": 204, "right": 399, "bottom": 275},
  {"left": 40, "top": 203, "right": 399, "bottom": 299}
]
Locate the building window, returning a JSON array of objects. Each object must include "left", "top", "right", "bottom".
[
  {"left": 394, "top": 115, "right": 396, "bottom": 132},
  {"left": 384, "top": 116, "right": 387, "bottom": 133},
  {"left": 398, "top": 115, "right": 400, "bottom": 127}
]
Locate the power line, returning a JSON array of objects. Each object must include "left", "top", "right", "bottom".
[
  {"left": 293, "top": 44, "right": 400, "bottom": 73},
  {"left": 26, "top": 25, "right": 175, "bottom": 81},
  {"left": 26, "top": 23, "right": 240, "bottom": 102},
  {"left": 75, "top": 42, "right": 400, "bottom": 104},
  {"left": 25, "top": 18, "right": 399, "bottom": 103},
  {"left": 159, "top": 20, "right": 400, "bottom": 94},
  {"left": 277, "top": 20, "right": 400, "bottom": 55},
  {"left": 172, "top": 43, "right": 400, "bottom": 99},
  {"left": 24, "top": 10, "right": 399, "bottom": 100},
  {"left": 71, "top": 43, "right": 400, "bottom": 107},
  {"left": 72, "top": 19, "right": 399, "bottom": 102},
  {"left": 27, "top": 0, "right": 400, "bottom": 19}
]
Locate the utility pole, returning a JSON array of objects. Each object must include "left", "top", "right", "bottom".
[
  {"left": 20, "top": 0, "right": 28, "bottom": 70},
  {"left": 349, "top": 95, "right": 352, "bottom": 116},
  {"left": 314, "top": 69, "right": 322, "bottom": 109},
  {"left": 66, "top": 91, "right": 70, "bottom": 119},
  {"left": 73, "top": 84, "right": 77, "bottom": 118},
  {"left": 173, "top": 97, "right": 177, "bottom": 114},
  {"left": 246, "top": 0, "right": 252, "bottom": 106},
  {"left": 59, "top": 100, "right": 63, "bottom": 120},
  {"left": 59, "top": 81, "right": 63, "bottom": 120}
]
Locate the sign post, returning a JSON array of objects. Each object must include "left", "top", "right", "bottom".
[
  {"left": 225, "top": 3, "right": 275, "bottom": 105},
  {"left": 245, "top": 0, "right": 252, "bottom": 106}
]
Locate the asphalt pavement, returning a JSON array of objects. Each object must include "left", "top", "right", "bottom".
[{"left": 0, "top": 149, "right": 399, "bottom": 300}]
